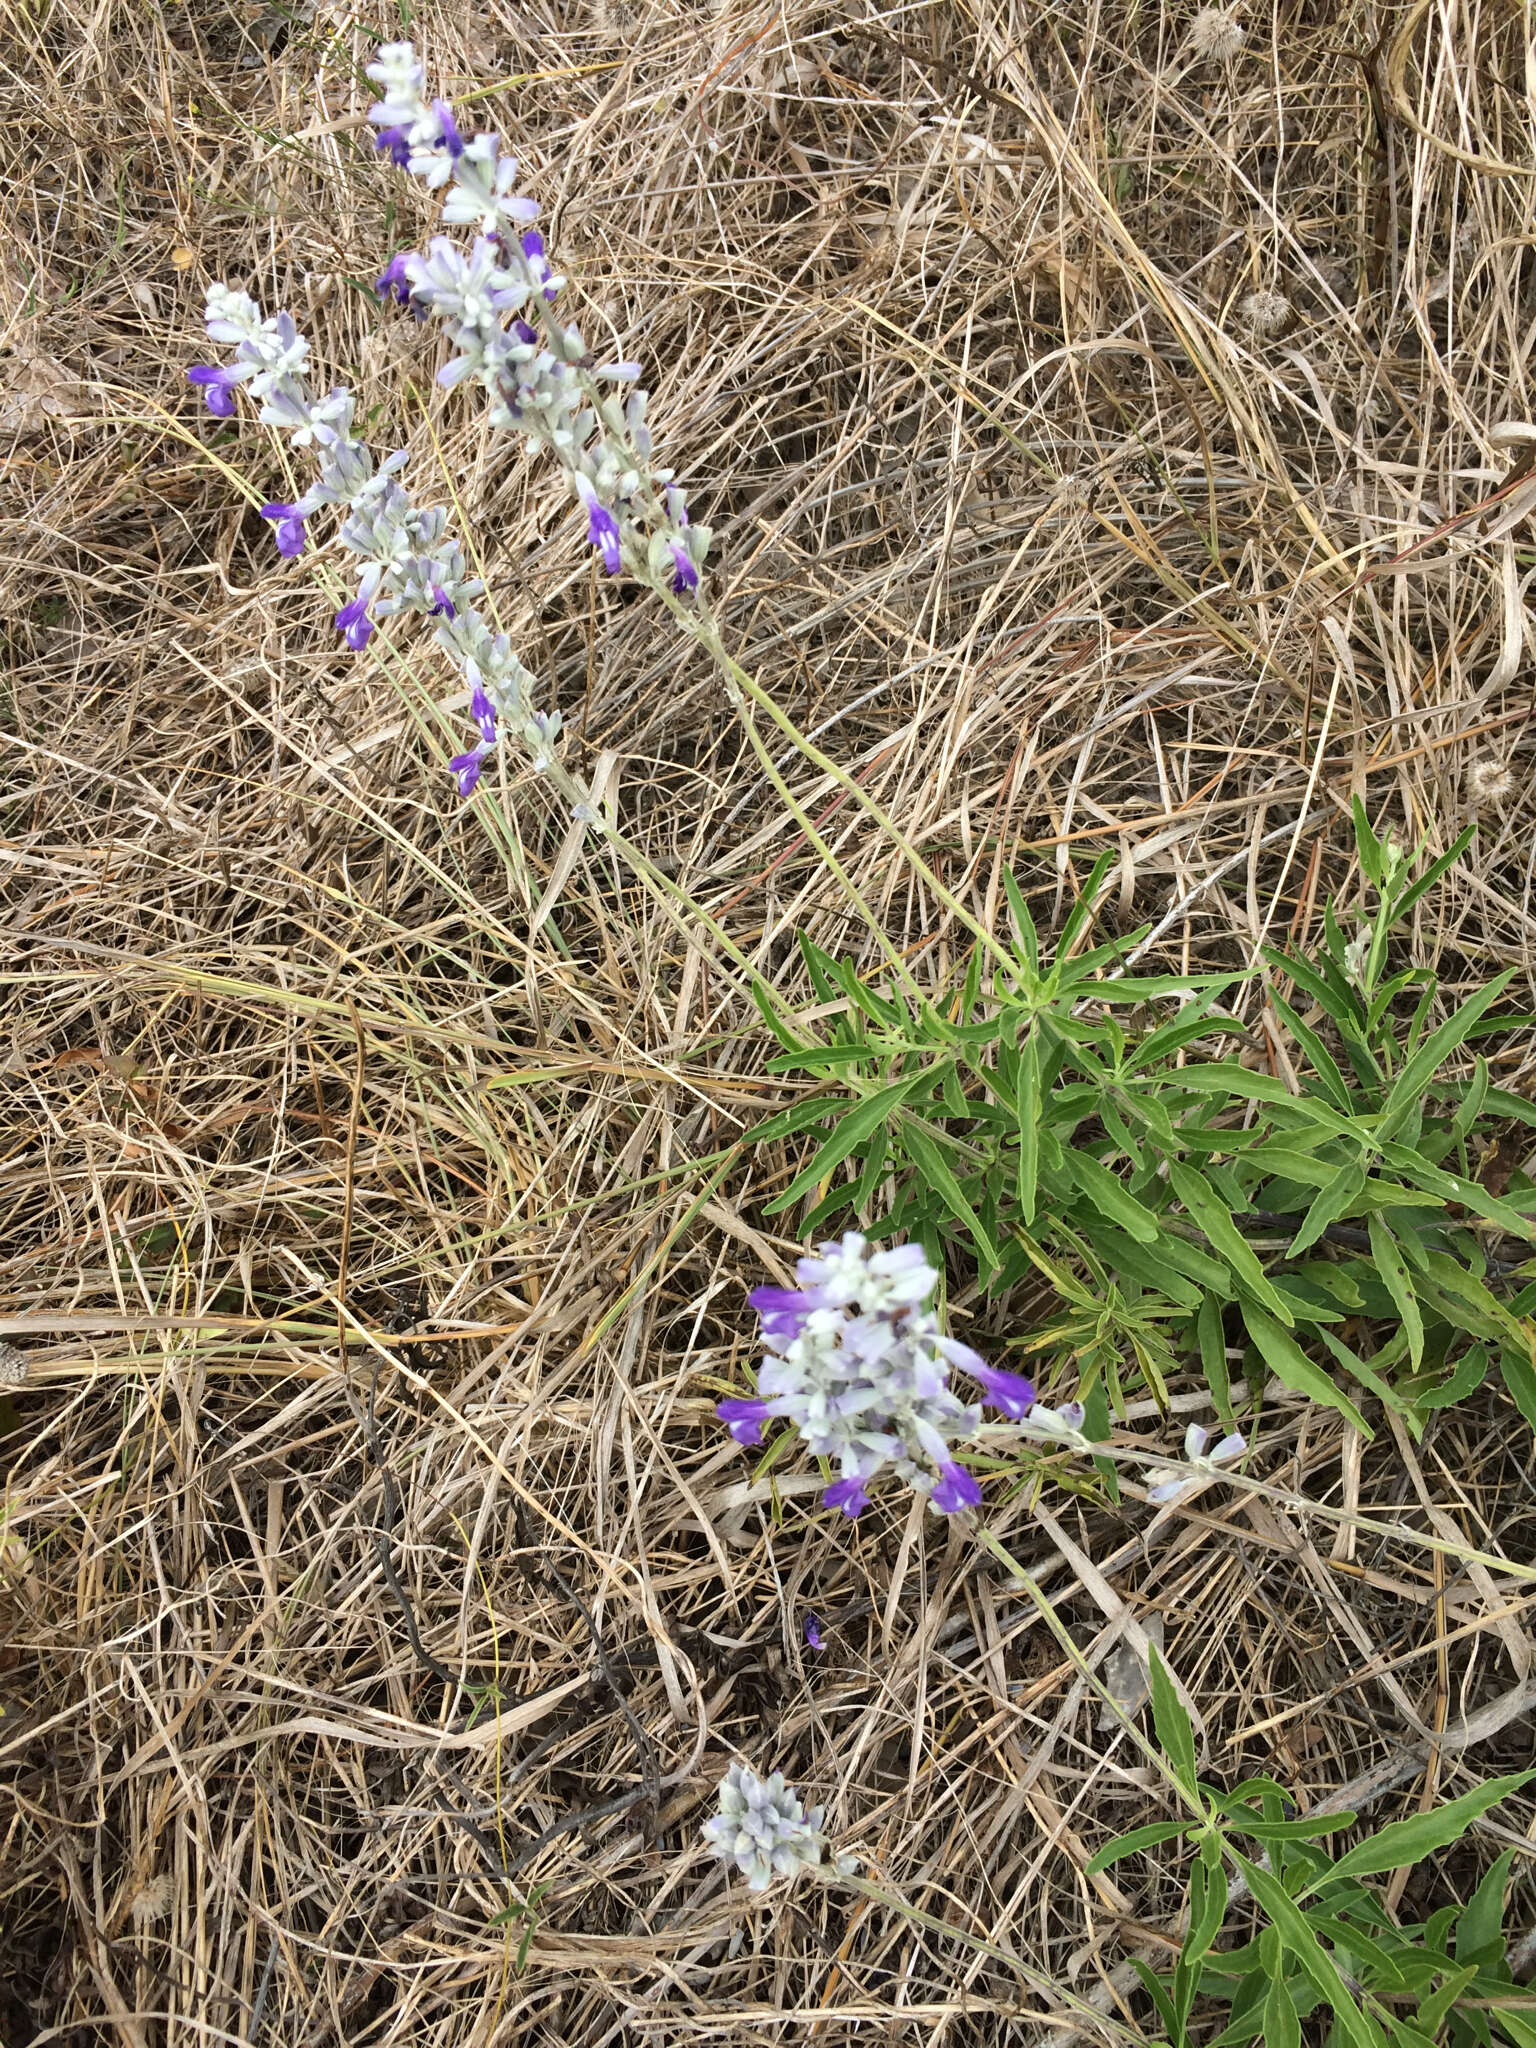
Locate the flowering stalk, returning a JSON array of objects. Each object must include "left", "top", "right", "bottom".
[
  {"left": 186, "top": 286, "right": 790, "bottom": 1015},
  {"left": 365, "top": 42, "right": 709, "bottom": 603},
  {"left": 188, "top": 285, "right": 555, "bottom": 792},
  {"left": 359, "top": 45, "right": 1022, "bottom": 991}
]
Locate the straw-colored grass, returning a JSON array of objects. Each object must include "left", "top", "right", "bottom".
[{"left": 4, "top": 0, "right": 1536, "bottom": 2039}]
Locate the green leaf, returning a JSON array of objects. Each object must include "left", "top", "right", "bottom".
[
  {"left": 1002, "top": 867, "right": 1040, "bottom": 977},
  {"left": 1263, "top": 1967, "right": 1303, "bottom": 2048},
  {"left": 1378, "top": 1142, "right": 1536, "bottom": 1244},
  {"left": 1354, "top": 794, "right": 1386, "bottom": 885},
  {"left": 1156, "top": 1231, "right": 1241, "bottom": 1296},
  {"left": 1456, "top": 1849, "right": 1516, "bottom": 1967},
  {"left": 1495, "top": 1346, "right": 1536, "bottom": 1434},
  {"left": 1378, "top": 974, "right": 1516, "bottom": 1143},
  {"left": 1148, "top": 1645, "right": 1199, "bottom": 1795},
  {"left": 1416, "top": 1343, "right": 1489, "bottom": 1412},
  {"left": 1368, "top": 1214, "right": 1424, "bottom": 1369},
  {"left": 902, "top": 1121, "right": 999, "bottom": 1271},
  {"left": 1481, "top": 1085, "right": 1536, "bottom": 1129},
  {"left": 1090, "top": 1228, "right": 1204, "bottom": 1309},
  {"left": 1168, "top": 1160, "right": 1295, "bottom": 1325},
  {"left": 1127, "top": 1959, "right": 1182, "bottom": 2040},
  {"left": 1312, "top": 1774, "right": 1536, "bottom": 1890},
  {"left": 1184, "top": 1838, "right": 1229, "bottom": 1969},
  {"left": 751, "top": 978, "right": 811, "bottom": 1054},
  {"left": 1154, "top": 1060, "right": 1297, "bottom": 1106},
  {"left": 1419, "top": 1254, "right": 1530, "bottom": 1344},
  {"left": 1224, "top": 1808, "right": 1358, "bottom": 1842},
  {"left": 1062, "top": 1148, "right": 1162, "bottom": 1243},
  {"left": 1315, "top": 1327, "right": 1412, "bottom": 1417},
  {"left": 1261, "top": 970, "right": 1359, "bottom": 1105},
  {"left": 1243, "top": 1307, "right": 1371, "bottom": 1435},
  {"left": 1233, "top": 1854, "right": 1388, "bottom": 2047},
  {"left": 1490, "top": 2007, "right": 1536, "bottom": 2047},
  {"left": 1451, "top": 1055, "right": 1491, "bottom": 1143},
  {"left": 746, "top": 1098, "right": 850, "bottom": 1146},
  {"left": 1198, "top": 1293, "right": 1233, "bottom": 1421},
  {"left": 1056, "top": 851, "right": 1116, "bottom": 962},
  {"left": 1392, "top": 821, "right": 1476, "bottom": 925},
  {"left": 1084, "top": 1820, "right": 1194, "bottom": 1873},
  {"left": 1015, "top": 1032, "right": 1040, "bottom": 1226},
  {"left": 764, "top": 1074, "right": 925, "bottom": 1213},
  {"left": 1288, "top": 1159, "right": 1369, "bottom": 1260},
  {"left": 1250, "top": 1147, "right": 1342, "bottom": 1191}
]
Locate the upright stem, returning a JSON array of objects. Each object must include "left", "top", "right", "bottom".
[{"left": 674, "top": 598, "right": 1021, "bottom": 986}]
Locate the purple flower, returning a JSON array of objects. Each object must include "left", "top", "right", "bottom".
[
  {"left": 430, "top": 584, "right": 457, "bottom": 620},
  {"left": 450, "top": 748, "right": 487, "bottom": 797},
  {"left": 376, "top": 253, "right": 414, "bottom": 308},
  {"left": 969, "top": 1363, "right": 1037, "bottom": 1420},
  {"left": 374, "top": 125, "right": 411, "bottom": 168},
  {"left": 259, "top": 501, "right": 306, "bottom": 558},
  {"left": 717, "top": 1397, "right": 771, "bottom": 1447},
  {"left": 576, "top": 478, "right": 622, "bottom": 573},
  {"left": 469, "top": 682, "right": 497, "bottom": 746},
  {"left": 187, "top": 364, "right": 239, "bottom": 417},
  {"left": 804, "top": 1613, "right": 823, "bottom": 1650},
  {"left": 822, "top": 1476, "right": 870, "bottom": 1518},
  {"left": 335, "top": 594, "right": 374, "bottom": 651},
  {"left": 748, "top": 1285, "right": 813, "bottom": 1343},
  {"left": 931, "top": 1461, "right": 982, "bottom": 1515},
  {"left": 668, "top": 539, "right": 699, "bottom": 594},
  {"left": 522, "top": 227, "right": 558, "bottom": 301},
  {"left": 432, "top": 98, "right": 465, "bottom": 157}
]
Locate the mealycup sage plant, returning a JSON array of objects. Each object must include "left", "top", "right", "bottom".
[{"left": 188, "top": 38, "right": 1252, "bottom": 1893}]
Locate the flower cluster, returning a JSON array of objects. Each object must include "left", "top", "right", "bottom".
[
  {"left": 716, "top": 1228, "right": 1253, "bottom": 1521},
  {"left": 188, "top": 285, "right": 550, "bottom": 793},
  {"left": 717, "top": 1232, "right": 1038, "bottom": 1519},
  {"left": 702, "top": 1764, "right": 831, "bottom": 1891},
  {"left": 365, "top": 42, "right": 708, "bottom": 599}
]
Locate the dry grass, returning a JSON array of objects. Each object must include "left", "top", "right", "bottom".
[{"left": 4, "top": 0, "right": 1536, "bottom": 2040}]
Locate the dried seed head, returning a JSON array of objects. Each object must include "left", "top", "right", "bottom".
[
  {"left": 1469, "top": 757, "right": 1514, "bottom": 806},
  {"left": 1240, "top": 288, "right": 1293, "bottom": 338},
  {"left": 130, "top": 1874, "right": 176, "bottom": 1926},
  {"left": 1188, "top": 7, "right": 1244, "bottom": 60}
]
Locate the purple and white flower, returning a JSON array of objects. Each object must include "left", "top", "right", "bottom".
[
  {"left": 189, "top": 284, "right": 548, "bottom": 790},
  {"left": 717, "top": 1231, "right": 988, "bottom": 1520},
  {"left": 365, "top": 40, "right": 709, "bottom": 605},
  {"left": 259, "top": 501, "right": 306, "bottom": 558},
  {"left": 1016, "top": 1398, "right": 1094, "bottom": 1451},
  {"left": 187, "top": 362, "right": 243, "bottom": 416}
]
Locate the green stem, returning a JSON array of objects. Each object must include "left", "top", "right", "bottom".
[{"left": 673, "top": 597, "right": 1022, "bottom": 984}]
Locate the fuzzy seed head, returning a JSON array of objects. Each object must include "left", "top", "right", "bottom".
[
  {"left": 1240, "top": 289, "right": 1292, "bottom": 338},
  {"left": 130, "top": 1874, "right": 175, "bottom": 1926},
  {"left": 1469, "top": 758, "right": 1514, "bottom": 806},
  {"left": 1188, "top": 7, "right": 1244, "bottom": 60}
]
